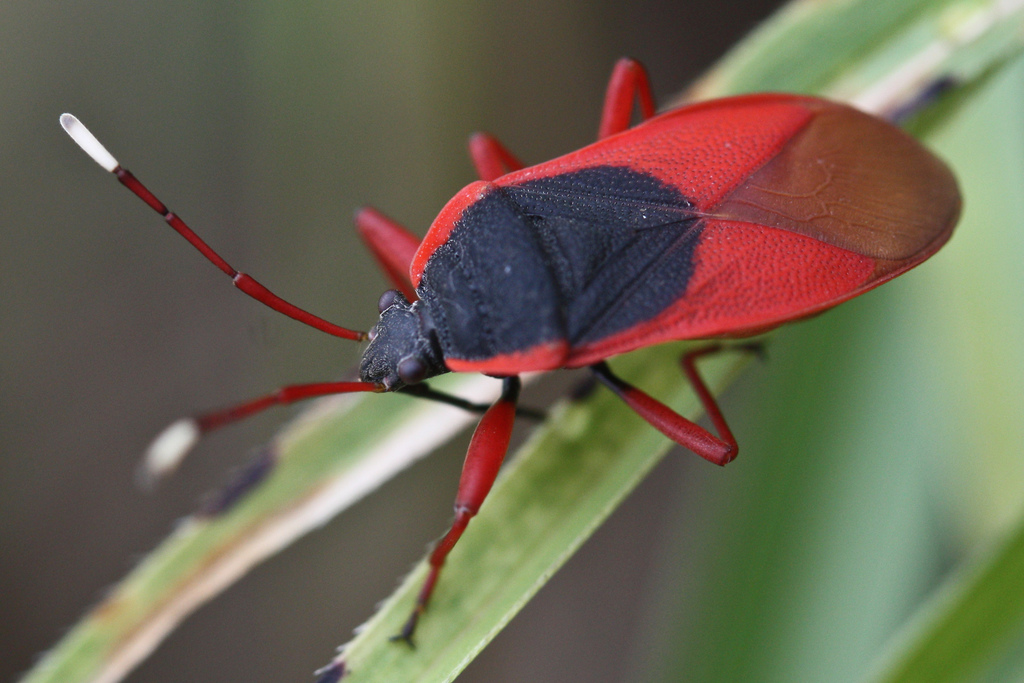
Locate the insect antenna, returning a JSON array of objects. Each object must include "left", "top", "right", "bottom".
[
  {"left": 59, "top": 114, "right": 368, "bottom": 341},
  {"left": 140, "top": 380, "right": 382, "bottom": 488}
]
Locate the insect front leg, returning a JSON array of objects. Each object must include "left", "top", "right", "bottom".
[
  {"left": 591, "top": 343, "right": 758, "bottom": 466},
  {"left": 597, "top": 57, "right": 656, "bottom": 139},
  {"left": 394, "top": 375, "right": 521, "bottom": 646},
  {"left": 399, "top": 382, "right": 545, "bottom": 420},
  {"left": 354, "top": 206, "right": 421, "bottom": 301},
  {"left": 468, "top": 132, "right": 525, "bottom": 181}
]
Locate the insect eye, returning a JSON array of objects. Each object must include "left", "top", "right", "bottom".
[
  {"left": 397, "top": 356, "right": 427, "bottom": 385},
  {"left": 377, "top": 289, "right": 401, "bottom": 313}
]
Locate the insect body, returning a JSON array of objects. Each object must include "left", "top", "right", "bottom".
[{"left": 61, "top": 58, "right": 960, "bottom": 645}]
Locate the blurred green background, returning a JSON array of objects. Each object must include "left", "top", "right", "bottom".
[{"left": 3, "top": 1, "right": 1023, "bottom": 682}]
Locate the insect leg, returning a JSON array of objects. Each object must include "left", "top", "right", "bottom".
[
  {"left": 591, "top": 349, "right": 738, "bottom": 466},
  {"left": 353, "top": 206, "right": 421, "bottom": 301},
  {"left": 468, "top": 132, "right": 525, "bottom": 181},
  {"left": 598, "top": 58, "right": 656, "bottom": 139},
  {"left": 394, "top": 375, "right": 521, "bottom": 646},
  {"left": 400, "top": 382, "right": 545, "bottom": 420}
]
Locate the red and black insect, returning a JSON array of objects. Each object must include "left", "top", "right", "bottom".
[{"left": 61, "top": 58, "right": 960, "bottom": 645}]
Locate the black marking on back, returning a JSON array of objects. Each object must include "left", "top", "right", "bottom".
[
  {"left": 418, "top": 166, "right": 701, "bottom": 363},
  {"left": 506, "top": 167, "right": 702, "bottom": 344}
]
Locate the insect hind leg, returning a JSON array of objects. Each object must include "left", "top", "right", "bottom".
[
  {"left": 592, "top": 343, "right": 764, "bottom": 466},
  {"left": 598, "top": 58, "right": 656, "bottom": 139}
]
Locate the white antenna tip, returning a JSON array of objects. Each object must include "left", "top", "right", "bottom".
[
  {"left": 60, "top": 113, "right": 120, "bottom": 172},
  {"left": 138, "top": 418, "right": 201, "bottom": 489}
]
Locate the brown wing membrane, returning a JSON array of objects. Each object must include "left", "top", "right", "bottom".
[{"left": 713, "top": 101, "right": 961, "bottom": 275}]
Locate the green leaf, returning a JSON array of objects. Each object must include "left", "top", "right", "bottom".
[
  {"left": 862, "top": 50, "right": 1024, "bottom": 683},
  {"left": 336, "top": 344, "right": 753, "bottom": 681},
  {"left": 867, "top": 513, "right": 1024, "bottom": 683},
  {"left": 18, "top": 373, "right": 496, "bottom": 683}
]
